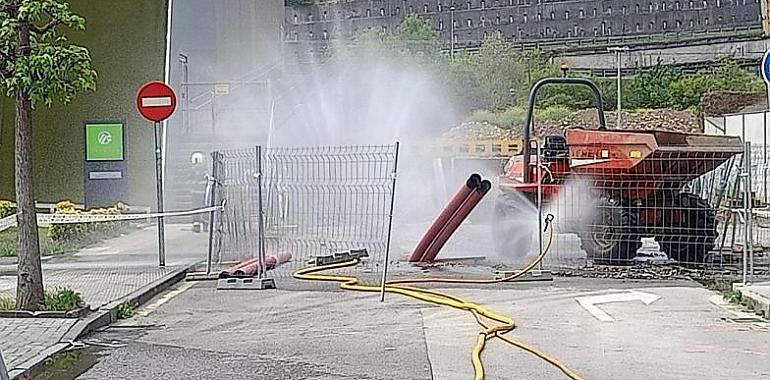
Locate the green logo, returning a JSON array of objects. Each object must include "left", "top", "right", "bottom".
[{"left": 86, "top": 123, "right": 124, "bottom": 161}]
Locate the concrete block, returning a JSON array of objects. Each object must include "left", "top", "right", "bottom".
[{"left": 216, "top": 277, "right": 276, "bottom": 290}]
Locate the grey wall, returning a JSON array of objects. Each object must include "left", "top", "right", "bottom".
[
  {"left": 165, "top": 0, "right": 284, "bottom": 210},
  {"left": 285, "top": 0, "right": 761, "bottom": 44},
  {"left": 0, "top": 0, "right": 167, "bottom": 206}
]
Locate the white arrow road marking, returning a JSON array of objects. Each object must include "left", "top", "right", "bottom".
[{"left": 576, "top": 290, "right": 661, "bottom": 322}]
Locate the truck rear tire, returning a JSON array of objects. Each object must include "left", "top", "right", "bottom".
[
  {"left": 656, "top": 193, "right": 716, "bottom": 266},
  {"left": 578, "top": 197, "right": 641, "bottom": 265}
]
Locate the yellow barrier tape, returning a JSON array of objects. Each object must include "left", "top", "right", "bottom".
[{"left": 1, "top": 206, "right": 224, "bottom": 232}]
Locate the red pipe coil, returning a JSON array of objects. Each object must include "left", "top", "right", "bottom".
[
  {"left": 420, "top": 180, "right": 492, "bottom": 263},
  {"left": 235, "top": 251, "right": 293, "bottom": 277},
  {"left": 408, "top": 174, "right": 482, "bottom": 262},
  {"left": 219, "top": 257, "right": 259, "bottom": 279}
]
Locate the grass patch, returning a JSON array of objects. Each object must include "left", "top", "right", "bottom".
[
  {"left": 117, "top": 300, "right": 134, "bottom": 319},
  {"left": 0, "top": 227, "right": 77, "bottom": 257},
  {"left": 0, "top": 296, "right": 15, "bottom": 310},
  {"left": 0, "top": 287, "right": 84, "bottom": 312},
  {"left": 43, "top": 287, "right": 84, "bottom": 312},
  {"left": 701, "top": 278, "right": 752, "bottom": 308}
]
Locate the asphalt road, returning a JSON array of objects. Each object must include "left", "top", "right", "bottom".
[{"left": 58, "top": 275, "right": 770, "bottom": 380}]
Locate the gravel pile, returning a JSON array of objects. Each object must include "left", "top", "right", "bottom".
[
  {"left": 563, "top": 109, "right": 701, "bottom": 133},
  {"left": 552, "top": 264, "right": 739, "bottom": 280},
  {"left": 700, "top": 91, "right": 767, "bottom": 117},
  {"left": 443, "top": 109, "right": 701, "bottom": 141},
  {"left": 441, "top": 121, "right": 519, "bottom": 140}
]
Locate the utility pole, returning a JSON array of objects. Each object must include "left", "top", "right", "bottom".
[
  {"left": 450, "top": 5, "right": 456, "bottom": 59},
  {"left": 608, "top": 46, "right": 630, "bottom": 128},
  {"left": 178, "top": 53, "right": 189, "bottom": 133}
]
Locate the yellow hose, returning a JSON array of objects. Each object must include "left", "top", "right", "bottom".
[{"left": 292, "top": 222, "right": 584, "bottom": 380}]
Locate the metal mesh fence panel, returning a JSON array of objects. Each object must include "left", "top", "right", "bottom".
[
  {"left": 211, "top": 144, "right": 398, "bottom": 282},
  {"left": 213, "top": 148, "right": 260, "bottom": 265},
  {"left": 263, "top": 145, "right": 397, "bottom": 280}
]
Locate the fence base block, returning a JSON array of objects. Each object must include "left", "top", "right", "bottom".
[
  {"left": 216, "top": 277, "right": 276, "bottom": 290},
  {"left": 185, "top": 272, "right": 220, "bottom": 281}
]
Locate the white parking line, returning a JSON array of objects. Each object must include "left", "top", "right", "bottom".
[{"left": 136, "top": 281, "right": 196, "bottom": 317}]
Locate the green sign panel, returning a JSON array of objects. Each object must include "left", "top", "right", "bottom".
[{"left": 85, "top": 123, "right": 124, "bottom": 161}]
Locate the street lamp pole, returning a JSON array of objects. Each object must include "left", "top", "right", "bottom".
[
  {"left": 608, "top": 46, "right": 629, "bottom": 128},
  {"left": 450, "top": 5, "right": 456, "bottom": 59},
  {"left": 178, "top": 52, "right": 189, "bottom": 133}
]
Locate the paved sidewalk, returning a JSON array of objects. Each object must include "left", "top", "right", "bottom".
[
  {"left": 0, "top": 266, "right": 187, "bottom": 309},
  {"left": 0, "top": 319, "right": 76, "bottom": 370},
  {"left": 0, "top": 224, "right": 206, "bottom": 376}
]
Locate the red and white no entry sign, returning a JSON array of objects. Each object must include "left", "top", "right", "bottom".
[{"left": 136, "top": 81, "right": 177, "bottom": 122}]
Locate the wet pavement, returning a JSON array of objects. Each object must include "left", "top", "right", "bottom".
[
  {"left": 0, "top": 225, "right": 207, "bottom": 375},
  {"left": 55, "top": 275, "right": 770, "bottom": 380}
]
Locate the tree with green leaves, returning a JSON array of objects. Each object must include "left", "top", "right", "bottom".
[
  {"left": 667, "top": 58, "right": 765, "bottom": 109},
  {"left": 625, "top": 62, "right": 683, "bottom": 109},
  {"left": 447, "top": 36, "right": 552, "bottom": 110},
  {"left": 0, "top": 0, "right": 97, "bottom": 311},
  {"left": 347, "top": 13, "right": 439, "bottom": 63}
]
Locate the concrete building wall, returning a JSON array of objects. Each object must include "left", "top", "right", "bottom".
[
  {"left": 562, "top": 38, "right": 770, "bottom": 70},
  {"left": 0, "top": 0, "right": 168, "bottom": 206},
  {"left": 165, "top": 0, "right": 285, "bottom": 210},
  {"left": 285, "top": 0, "right": 761, "bottom": 44}
]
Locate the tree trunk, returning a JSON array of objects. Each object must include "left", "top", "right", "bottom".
[{"left": 14, "top": 23, "right": 44, "bottom": 311}]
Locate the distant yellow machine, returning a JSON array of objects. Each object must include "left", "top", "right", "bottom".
[
  {"left": 424, "top": 137, "right": 526, "bottom": 223},
  {"left": 428, "top": 138, "right": 524, "bottom": 158}
]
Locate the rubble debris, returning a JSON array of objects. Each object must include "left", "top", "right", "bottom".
[
  {"left": 441, "top": 121, "right": 519, "bottom": 140},
  {"left": 555, "top": 109, "right": 701, "bottom": 134},
  {"left": 700, "top": 91, "right": 766, "bottom": 117},
  {"left": 552, "top": 264, "right": 743, "bottom": 280},
  {"left": 444, "top": 109, "right": 701, "bottom": 142}
]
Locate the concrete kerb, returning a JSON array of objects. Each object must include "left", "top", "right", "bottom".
[
  {"left": 733, "top": 282, "right": 770, "bottom": 319},
  {"left": 63, "top": 261, "right": 200, "bottom": 341},
  {"left": 7, "top": 262, "right": 198, "bottom": 380},
  {"left": 7, "top": 343, "right": 69, "bottom": 380}
]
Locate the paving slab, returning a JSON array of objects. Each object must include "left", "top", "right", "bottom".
[
  {"left": 0, "top": 319, "right": 76, "bottom": 370},
  {"left": 0, "top": 266, "right": 186, "bottom": 309}
]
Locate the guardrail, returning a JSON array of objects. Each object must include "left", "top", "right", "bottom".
[
  {"left": 571, "top": 56, "right": 762, "bottom": 78},
  {"left": 283, "top": 26, "right": 763, "bottom": 54}
]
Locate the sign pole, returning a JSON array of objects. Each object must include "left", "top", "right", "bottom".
[
  {"left": 137, "top": 81, "right": 177, "bottom": 268},
  {"left": 761, "top": 49, "right": 770, "bottom": 108},
  {"left": 154, "top": 121, "right": 166, "bottom": 267}
]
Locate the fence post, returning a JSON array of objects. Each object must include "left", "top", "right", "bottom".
[
  {"left": 747, "top": 141, "right": 754, "bottom": 277},
  {"left": 742, "top": 142, "right": 750, "bottom": 285},
  {"left": 380, "top": 142, "right": 400, "bottom": 302},
  {"left": 536, "top": 140, "right": 544, "bottom": 269},
  {"left": 256, "top": 145, "right": 267, "bottom": 280},
  {"left": 206, "top": 151, "right": 221, "bottom": 276},
  {"left": 762, "top": 111, "right": 767, "bottom": 206}
]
